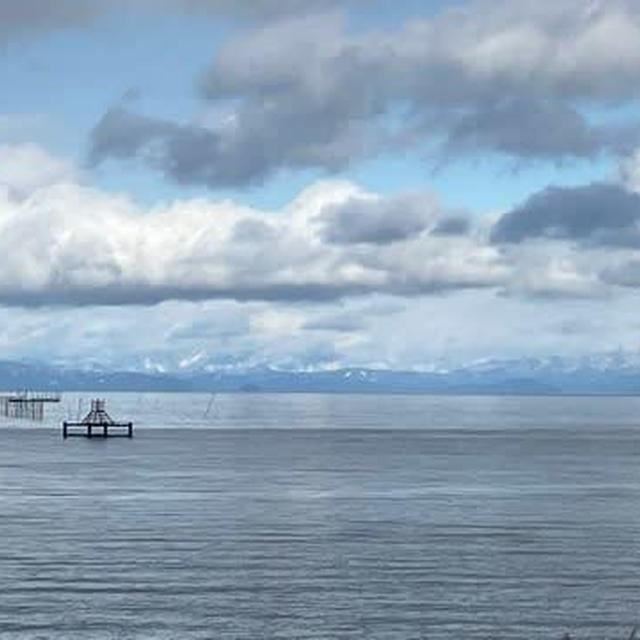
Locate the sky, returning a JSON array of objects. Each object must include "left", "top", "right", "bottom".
[{"left": 2, "top": 0, "right": 640, "bottom": 372}]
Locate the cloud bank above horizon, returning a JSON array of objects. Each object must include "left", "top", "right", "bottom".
[{"left": 2, "top": 0, "right": 640, "bottom": 371}]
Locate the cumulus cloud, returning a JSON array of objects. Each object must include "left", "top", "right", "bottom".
[
  {"left": 88, "top": 0, "right": 640, "bottom": 186},
  {"left": 490, "top": 183, "right": 640, "bottom": 247},
  {"left": 0, "top": 144, "right": 75, "bottom": 197},
  {"left": 487, "top": 178, "right": 640, "bottom": 298},
  {"left": 498, "top": 243, "right": 610, "bottom": 299},
  {"left": 3, "top": 143, "right": 636, "bottom": 312},
  {"left": 0, "top": 154, "right": 507, "bottom": 307}
]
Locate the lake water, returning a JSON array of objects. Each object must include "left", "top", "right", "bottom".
[{"left": 2, "top": 393, "right": 640, "bottom": 639}]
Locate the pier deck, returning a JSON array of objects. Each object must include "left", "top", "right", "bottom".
[{"left": 63, "top": 399, "right": 133, "bottom": 439}]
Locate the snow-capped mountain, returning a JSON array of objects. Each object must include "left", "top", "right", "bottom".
[{"left": 0, "top": 352, "right": 639, "bottom": 394}]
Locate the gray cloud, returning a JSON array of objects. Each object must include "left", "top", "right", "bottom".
[
  {"left": 88, "top": 108, "right": 159, "bottom": 161},
  {"left": 0, "top": 275, "right": 502, "bottom": 308},
  {"left": 491, "top": 183, "right": 640, "bottom": 247},
  {"left": 601, "top": 261, "right": 640, "bottom": 288},
  {"left": 0, "top": 0, "right": 352, "bottom": 40},
  {"left": 0, "top": 282, "right": 376, "bottom": 308},
  {"left": 443, "top": 98, "right": 604, "bottom": 159},
  {"left": 319, "top": 194, "right": 434, "bottom": 245},
  {"left": 432, "top": 216, "right": 471, "bottom": 236},
  {"left": 89, "top": 91, "right": 372, "bottom": 187},
  {"left": 88, "top": 107, "right": 271, "bottom": 188},
  {"left": 87, "top": 1, "right": 640, "bottom": 187},
  {"left": 0, "top": 0, "right": 98, "bottom": 40},
  {"left": 176, "top": 0, "right": 353, "bottom": 19}
]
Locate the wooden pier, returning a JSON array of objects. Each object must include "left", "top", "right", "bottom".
[
  {"left": 63, "top": 399, "right": 133, "bottom": 439},
  {"left": 0, "top": 391, "right": 61, "bottom": 421}
]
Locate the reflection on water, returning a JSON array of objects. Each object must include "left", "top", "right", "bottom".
[{"left": 1, "top": 393, "right": 640, "bottom": 639}]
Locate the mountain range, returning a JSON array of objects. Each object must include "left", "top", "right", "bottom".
[{"left": 0, "top": 355, "right": 639, "bottom": 395}]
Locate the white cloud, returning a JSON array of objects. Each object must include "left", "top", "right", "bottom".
[
  {"left": 1, "top": 143, "right": 639, "bottom": 369},
  {"left": 499, "top": 242, "right": 610, "bottom": 299},
  {"left": 5, "top": 145, "right": 638, "bottom": 314},
  {"left": 0, "top": 144, "right": 75, "bottom": 197},
  {"left": 0, "top": 153, "right": 509, "bottom": 306}
]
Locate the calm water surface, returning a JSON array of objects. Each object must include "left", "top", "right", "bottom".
[{"left": 2, "top": 393, "right": 640, "bottom": 639}]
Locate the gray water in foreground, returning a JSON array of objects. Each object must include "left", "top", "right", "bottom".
[{"left": 2, "top": 393, "right": 640, "bottom": 639}]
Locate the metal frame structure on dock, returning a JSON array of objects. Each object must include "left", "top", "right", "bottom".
[
  {"left": 63, "top": 399, "right": 133, "bottom": 439},
  {"left": 0, "top": 391, "right": 61, "bottom": 421}
]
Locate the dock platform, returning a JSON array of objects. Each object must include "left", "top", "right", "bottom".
[{"left": 63, "top": 399, "right": 133, "bottom": 439}]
